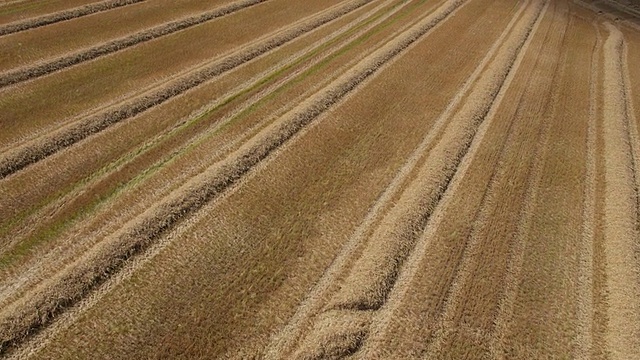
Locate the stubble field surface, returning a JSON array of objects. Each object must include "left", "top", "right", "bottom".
[{"left": 1, "top": 0, "right": 639, "bottom": 358}]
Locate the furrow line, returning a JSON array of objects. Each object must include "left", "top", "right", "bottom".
[
  {"left": 0, "top": 0, "right": 268, "bottom": 88},
  {"left": 264, "top": 0, "right": 530, "bottom": 356},
  {"left": 0, "top": 0, "right": 468, "bottom": 353},
  {"left": 0, "top": 0, "right": 374, "bottom": 179},
  {"left": 601, "top": 22, "right": 640, "bottom": 360},
  {"left": 575, "top": 18, "right": 602, "bottom": 360},
  {"left": 360, "top": 0, "right": 550, "bottom": 357},
  {"left": 0, "top": 0, "right": 145, "bottom": 36}
]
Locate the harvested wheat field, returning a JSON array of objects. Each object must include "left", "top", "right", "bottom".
[{"left": 1, "top": 0, "right": 640, "bottom": 358}]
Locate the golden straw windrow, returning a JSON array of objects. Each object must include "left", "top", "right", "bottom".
[
  {"left": 0, "top": 0, "right": 145, "bottom": 36},
  {"left": 3, "top": 0, "right": 436, "bottom": 334},
  {"left": 311, "top": 1, "right": 549, "bottom": 358},
  {"left": 265, "top": 0, "right": 531, "bottom": 356},
  {"left": 0, "top": 0, "right": 350, "bottom": 153},
  {"left": 2, "top": 0, "right": 640, "bottom": 358},
  {"left": 10, "top": 0, "right": 519, "bottom": 357},
  {"left": 0, "top": 0, "right": 240, "bottom": 73},
  {"left": 0, "top": 0, "right": 467, "bottom": 353},
  {"left": 600, "top": 21, "right": 640, "bottom": 360},
  {"left": 0, "top": 0, "right": 369, "bottom": 177},
  {"left": 0, "top": 0, "right": 426, "bottom": 303},
  {"left": 0, "top": 0, "right": 385, "bottom": 284},
  {"left": 0, "top": 0, "right": 105, "bottom": 25},
  {"left": 0, "top": 0, "right": 265, "bottom": 82}
]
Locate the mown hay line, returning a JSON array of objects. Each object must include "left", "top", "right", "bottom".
[
  {"left": 0, "top": 0, "right": 145, "bottom": 36},
  {"left": 0, "top": 0, "right": 402, "bottom": 313},
  {"left": 0, "top": 0, "right": 374, "bottom": 179},
  {"left": 265, "top": 0, "right": 530, "bottom": 356},
  {"left": 358, "top": 0, "right": 549, "bottom": 357},
  {"left": 328, "top": 0, "right": 547, "bottom": 313},
  {"left": 289, "top": 0, "right": 546, "bottom": 358},
  {"left": 0, "top": 0, "right": 385, "bottom": 252},
  {"left": 290, "top": 310, "right": 373, "bottom": 360},
  {"left": 601, "top": 22, "right": 640, "bottom": 360},
  {"left": 0, "top": 0, "right": 268, "bottom": 88},
  {"left": 0, "top": 0, "right": 473, "bottom": 352}
]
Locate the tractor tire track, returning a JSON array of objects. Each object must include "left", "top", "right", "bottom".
[
  {"left": 419, "top": 2, "right": 558, "bottom": 358},
  {"left": 327, "top": 0, "right": 546, "bottom": 315},
  {"left": 0, "top": 0, "right": 375, "bottom": 179},
  {"left": 431, "top": 76, "right": 553, "bottom": 358},
  {"left": 621, "top": 23, "right": 640, "bottom": 238},
  {"left": 0, "top": 0, "right": 145, "bottom": 36}
]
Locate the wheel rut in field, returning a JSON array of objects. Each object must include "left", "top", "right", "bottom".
[
  {"left": 431, "top": 33, "right": 562, "bottom": 354},
  {"left": 280, "top": 0, "right": 549, "bottom": 358},
  {"left": 0, "top": 0, "right": 374, "bottom": 179},
  {"left": 0, "top": 0, "right": 269, "bottom": 88},
  {"left": 0, "top": 0, "right": 472, "bottom": 354},
  {"left": 0, "top": 0, "right": 145, "bottom": 36}
]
